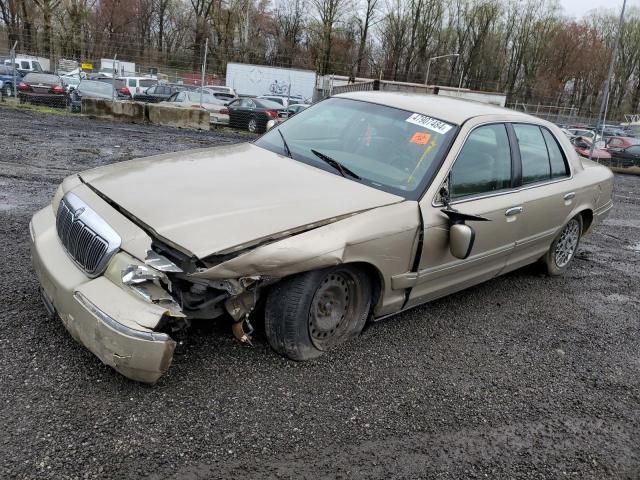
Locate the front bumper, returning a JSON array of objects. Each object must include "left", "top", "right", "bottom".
[{"left": 30, "top": 206, "right": 176, "bottom": 383}]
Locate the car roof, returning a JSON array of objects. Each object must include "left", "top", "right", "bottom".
[{"left": 335, "top": 91, "right": 536, "bottom": 125}]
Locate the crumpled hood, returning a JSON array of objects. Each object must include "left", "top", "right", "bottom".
[{"left": 80, "top": 143, "right": 403, "bottom": 259}]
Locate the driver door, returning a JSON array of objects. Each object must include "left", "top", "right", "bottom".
[{"left": 406, "top": 123, "right": 524, "bottom": 307}]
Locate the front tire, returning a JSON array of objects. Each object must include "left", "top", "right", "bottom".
[
  {"left": 265, "top": 265, "right": 372, "bottom": 361},
  {"left": 2, "top": 84, "right": 12, "bottom": 97},
  {"left": 543, "top": 215, "right": 583, "bottom": 276}
]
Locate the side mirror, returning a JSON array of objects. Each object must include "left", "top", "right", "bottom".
[{"left": 449, "top": 223, "right": 476, "bottom": 259}]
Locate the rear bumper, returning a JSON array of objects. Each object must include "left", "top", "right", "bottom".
[{"left": 29, "top": 206, "right": 176, "bottom": 383}]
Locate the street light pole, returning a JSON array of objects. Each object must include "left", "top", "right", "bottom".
[
  {"left": 424, "top": 53, "right": 459, "bottom": 86},
  {"left": 589, "top": 0, "right": 627, "bottom": 160}
]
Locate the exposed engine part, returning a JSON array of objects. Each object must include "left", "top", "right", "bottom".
[
  {"left": 231, "top": 317, "right": 254, "bottom": 346},
  {"left": 225, "top": 290, "right": 258, "bottom": 322},
  {"left": 145, "top": 249, "right": 183, "bottom": 272},
  {"left": 226, "top": 290, "right": 259, "bottom": 346},
  {"left": 207, "top": 279, "right": 243, "bottom": 296},
  {"left": 172, "top": 279, "right": 229, "bottom": 320},
  {"left": 122, "top": 264, "right": 168, "bottom": 285}
]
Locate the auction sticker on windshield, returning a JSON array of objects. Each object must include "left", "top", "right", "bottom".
[{"left": 406, "top": 114, "right": 453, "bottom": 134}]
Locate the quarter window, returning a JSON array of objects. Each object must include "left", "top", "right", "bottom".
[
  {"left": 450, "top": 124, "right": 512, "bottom": 199},
  {"left": 541, "top": 129, "right": 569, "bottom": 178}
]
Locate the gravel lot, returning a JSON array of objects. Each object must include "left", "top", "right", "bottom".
[{"left": 1, "top": 106, "right": 639, "bottom": 479}]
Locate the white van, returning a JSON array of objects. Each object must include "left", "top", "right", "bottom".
[
  {"left": 120, "top": 76, "right": 157, "bottom": 98},
  {"left": 4, "top": 57, "right": 44, "bottom": 73}
]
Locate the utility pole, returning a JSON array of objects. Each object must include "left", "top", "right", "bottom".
[
  {"left": 11, "top": 41, "right": 17, "bottom": 98},
  {"left": 200, "top": 38, "right": 208, "bottom": 108},
  {"left": 590, "top": 0, "right": 627, "bottom": 160},
  {"left": 112, "top": 53, "right": 117, "bottom": 103}
]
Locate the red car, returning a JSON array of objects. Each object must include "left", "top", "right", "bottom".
[
  {"left": 18, "top": 73, "right": 67, "bottom": 108},
  {"left": 570, "top": 136, "right": 611, "bottom": 160},
  {"left": 605, "top": 136, "right": 640, "bottom": 153}
]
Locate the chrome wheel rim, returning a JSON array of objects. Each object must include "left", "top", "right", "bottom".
[
  {"left": 308, "top": 271, "right": 358, "bottom": 350},
  {"left": 554, "top": 219, "right": 580, "bottom": 268},
  {"left": 248, "top": 119, "right": 257, "bottom": 132}
]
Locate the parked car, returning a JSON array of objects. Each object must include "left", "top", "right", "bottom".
[
  {"left": 68, "top": 80, "right": 130, "bottom": 112},
  {"left": 119, "top": 77, "right": 157, "bottom": 98},
  {"left": 608, "top": 144, "right": 640, "bottom": 167},
  {"left": 88, "top": 77, "right": 131, "bottom": 99},
  {"left": 604, "top": 136, "right": 640, "bottom": 152},
  {"left": 570, "top": 136, "right": 611, "bottom": 160},
  {"left": 17, "top": 73, "right": 67, "bottom": 107},
  {"left": 29, "top": 92, "right": 614, "bottom": 383},
  {"left": 286, "top": 103, "right": 309, "bottom": 117},
  {"left": 203, "top": 85, "right": 237, "bottom": 97},
  {"left": 160, "top": 91, "right": 229, "bottom": 124},
  {"left": 133, "top": 85, "right": 183, "bottom": 103},
  {"left": 61, "top": 76, "right": 81, "bottom": 94},
  {"left": 567, "top": 128, "right": 601, "bottom": 142},
  {"left": 193, "top": 87, "right": 236, "bottom": 103},
  {"left": 0, "top": 64, "right": 22, "bottom": 97},
  {"left": 225, "top": 97, "right": 286, "bottom": 132},
  {"left": 258, "top": 94, "right": 306, "bottom": 108}
]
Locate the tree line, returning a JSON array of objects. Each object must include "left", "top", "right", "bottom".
[{"left": 1, "top": 0, "right": 640, "bottom": 119}]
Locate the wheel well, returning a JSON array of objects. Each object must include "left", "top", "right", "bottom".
[
  {"left": 579, "top": 209, "right": 594, "bottom": 234},
  {"left": 346, "top": 262, "right": 383, "bottom": 316}
]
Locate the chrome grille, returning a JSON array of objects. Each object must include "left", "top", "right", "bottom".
[{"left": 56, "top": 192, "right": 121, "bottom": 276}]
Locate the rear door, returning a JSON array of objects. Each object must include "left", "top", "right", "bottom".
[
  {"left": 504, "top": 123, "right": 573, "bottom": 271},
  {"left": 407, "top": 122, "right": 524, "bottom": 306}
]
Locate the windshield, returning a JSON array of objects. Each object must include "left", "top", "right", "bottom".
[
  {"left": 140, "top": 79, "right": 156, "bottom": 88},
  {"left": 255, "top": 97, "right": 457, "bottom": 198}
]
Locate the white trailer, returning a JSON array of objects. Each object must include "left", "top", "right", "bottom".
[{"left": 226, "top": 62, "right": 316, "bottom": 101}]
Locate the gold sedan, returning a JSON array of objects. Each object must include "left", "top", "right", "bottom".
[{"left": 30, "top": 92, "right": 614, "bottom": 382}]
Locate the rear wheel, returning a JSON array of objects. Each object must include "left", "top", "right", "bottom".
[
  {"left": 2, "top": 83, "right": 12, "bottom": 97},
  {"left": 265, "top": 265, "right": 372, "bottom": 361},
  {"left": 248, "top": 116, "right": 258, "bottom": 133},
  {"left": 543, "top": 215, "right": 583, "bottom": 276}
]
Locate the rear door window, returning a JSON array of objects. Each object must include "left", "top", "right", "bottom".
[
  {"left": 513, "top": 124, "right": 550, "bottom": 184},
  {"left": 514, "top": 124, "right": 569, "bottom": 183},
  {"left": 450, "top": 124, "right": 512, "bottom": 199}
]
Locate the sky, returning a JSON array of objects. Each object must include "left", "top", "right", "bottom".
[{"left": 560, "top": 0, "right": 635, "bottom": 18}]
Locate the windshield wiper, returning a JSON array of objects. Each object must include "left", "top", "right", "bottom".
[
  {"left": 311, "top": 149, "right": 361, "bottom": 180},
  {"left": 278, "top": 129, "right": 292, "bottom": 158}
]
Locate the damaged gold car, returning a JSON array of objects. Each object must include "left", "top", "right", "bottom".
[{"left": 29, "top": 92, "right": 614, "bottom": 383}]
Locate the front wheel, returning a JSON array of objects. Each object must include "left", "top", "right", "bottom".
[
  {"left": 265, "top": 266, "right": 372, "bottom": 361},
  {"left": 2, "top": 84, "right": 12, "bottom": 97},
  {"left": 542, "top": 215, "right": 583, "bottom": 276}
]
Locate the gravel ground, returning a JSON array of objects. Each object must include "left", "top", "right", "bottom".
[{"left": 1, "top": 106, "right": 639, "bottom": 479}]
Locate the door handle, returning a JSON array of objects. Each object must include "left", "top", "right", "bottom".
[
  {"left": 563, "top": 192, "right": 576, "bottom": 201},
  {"left": 505, "top": 206, "right": 523, "bottom": 216}
]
